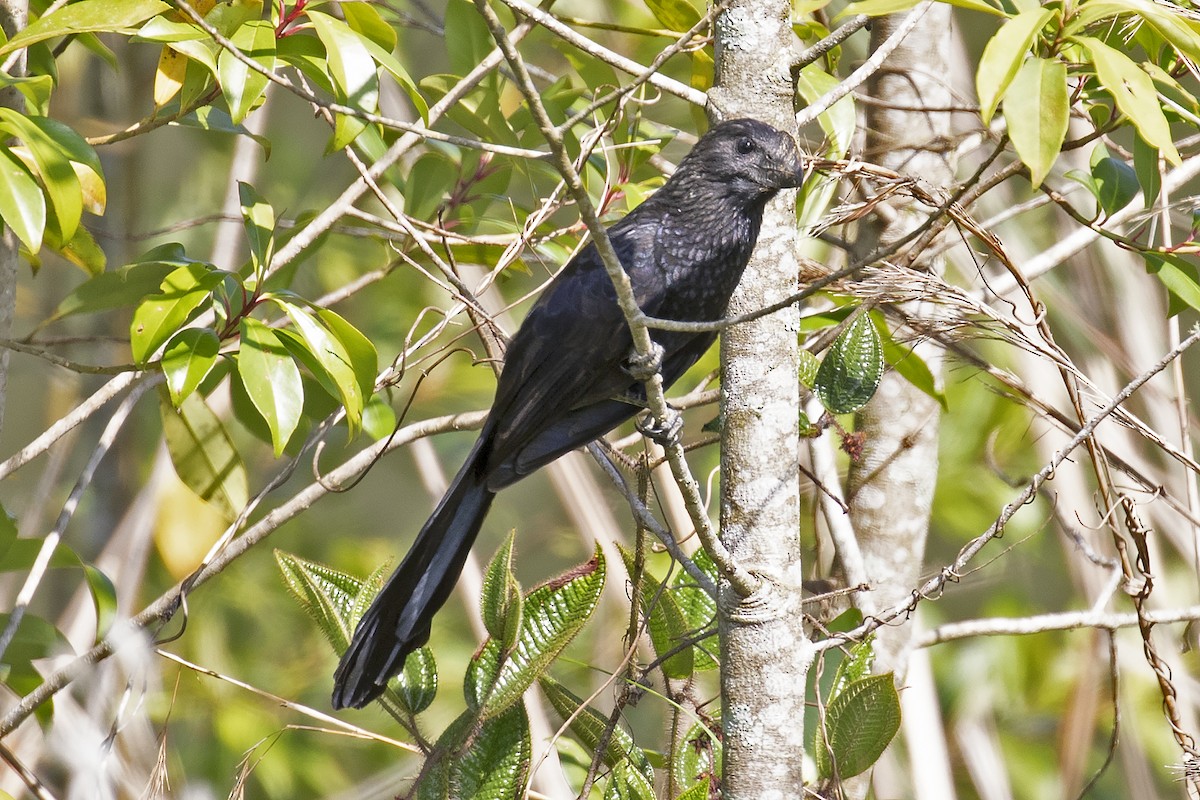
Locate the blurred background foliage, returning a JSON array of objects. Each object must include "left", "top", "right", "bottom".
[{"left": 0, "top": 0, "right": 1199, "bottom": 797}]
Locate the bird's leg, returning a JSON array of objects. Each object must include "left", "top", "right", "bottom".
[
  {"left": 636, "top": 407, "right": 683, "bottom": 445},
  {"left": 622, "top": 342, "right": 681, "bottom": 444}
]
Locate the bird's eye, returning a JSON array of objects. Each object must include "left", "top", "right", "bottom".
[{"left": 736, "top": 137, "right": 755, "bottom": 155}]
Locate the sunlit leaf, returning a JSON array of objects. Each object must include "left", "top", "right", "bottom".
[
  {"left": 815, "top": 673, "right": 901, "bottom": 779},
  {"left": 238, "top": 318, "right": 303, "bottom": 457},
  {"left": 0, "top": 145, "right": 45, "bottom": 252},
  {"left": 130, "top": 262, "right": 224, "bottom": 363},
  {"left": 159, "top": 390, "right": 248, "bottom": 521},
  {"left": 307, "top": 10, "right": 380, "bottom": 150},
  {"left": 466, "top": 546, "right": 606, "bottom": 718},
  {"left": 815, "top": 312, "right": 884, "bottom": 414},
  {"left": 976, "top": 8, "right": 1055, "bottom": 124},
  {"left": 238, "top": 181, "right": 275, "bottom": 276},
  {"left": 1004, "top": 57, "right": 1068, "bottom": 187},
  {"left": 271, "top": 298, "right": 365, "bottom": 432},
  {"left": 161, "top": 327, "right": 220, "bottom": 407},
  {"left": 1077, "top": 35, "right": 1180, "bottom": 164},
  {"left": 218, "top": 19, "right": 275, "bottom": 125},
  {"left": 0, "top": 0, "right": 169, "bottom": 57}
]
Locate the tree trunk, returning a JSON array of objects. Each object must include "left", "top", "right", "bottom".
[
  {"left": 847, "top": 7, "right": 957, "bottom": 798},
  {"left": 711, "top": 3, "right": 809, "bottom": 796}
]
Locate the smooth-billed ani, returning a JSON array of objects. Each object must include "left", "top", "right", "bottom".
[{"left": 332, "top": 118, "right": 804, "bottom": 709}]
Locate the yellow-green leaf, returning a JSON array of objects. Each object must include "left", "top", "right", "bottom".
[
  {"left": 1004, "top": 57, "right": 1068, "bottom": 187},
  {"left": 976, "top": 8, "right": 1055, "bottom": 124},
  {"left": 159, "top": 390, "right": 248, "bottom": 521},
  {"left": 238, "top": 318, "right": 304, "bottom": 457}
]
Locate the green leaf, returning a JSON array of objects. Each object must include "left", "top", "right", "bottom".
[
  {"left": 161, "top": 328, "right": 220, "bottom": 407},
  {"left": 0, "top": 0, "right": 169, "bottom": 57},
  {"left": 815, "top": 312, "right": 884, "bottom": 415},
  {"left": 1090, "top": 148, "right": 1140, "bottom": 216},
  {"left": 341, "top": 2, "right": 397, "bottom": 51},
  {"left": 1133, "top": 134, "right": 1161, "bottom": 208},
  {"left": 218, "top": 19, "right": 275, "bottom": 125},
  {"left": 159, "top": 390, "right": 248, "bottom": 521},
  {"left": 271, "top": 298, "right": 365, "bottom": 432},
  {"left": 443, "top": 0, "right": 494, "bottom": 78},
  {"left": 539, "top": 676, "right": 656, "bottom": 786},
  {"left": 618, "top": 545, "right": 694, "bottom": 680},
  {"left": 174, "top": 106, "right": 271, "bottom": 157},
  {"left": 815, "top": 673, "right": 902, "bottom": 779},
  {"left": 56, "top": 223, "right": 106, "bottom": 276},
  {"left": 1145, "top": 253, "right": 1200, "bottom": 314},
  {"left": 238, "top": 181, "right": 275, "bottom": 277},
  {"left": 1077, "top": 35, "right": 1180, "bottom": 164},
  {"left": 840, "top": 0, "right": 1002, "bottom": 16},
  {"left": 1004, "top": 57, "right": 1068, "bottom": 188},
  {"left": 675, "top": 779, "right": 711, "bottom": 800},
  {"left": 976, "top": 8, "right": 1055, "bottom": 124},
  {"left": 307, "top": 10, "right": 380, "bottom": 150},
  {"left": 0, "top": 504, "right": 15, "bottom": 564},
  {"left": 48, "top": 259, "right": 178, "bottom": 321},
  {"left": 130, "top": 262, "right": 224, "bottom": 363},
  {"left": 362, "top": 395, "right": 397, "bottom": 441},
  {"left": 458, "top": 704, "right": 532, "bottom": 799},
  {"left": 238, "top": 318, "right": 303, "bottom": 456},
  {"left": 645, "top": 0, "right": 701, "bottom": 32},
  {"left": 395, "top": 646, "right": 438, "bottom": 715},
  {"left": 315, "top": 307, "right": 378, "bottom": 401},
  {"left": 467, "top": 546, "right": 606, "bottom": 718},
  {"left": 670, "top": 548, "right": 719, "bottom": 671},
  {"left": 603, "top": 759, "right": 656, "bottom": 800},
  {"left": 276, "top": 550, "right": 362, "bottom": 653},
  {"left": 0, "top": 145, "right": 45, "bottom": 252},
  {"left": 481, "top": 531, "right": 523, "bottom": 653},
  {"left": 797, "top": 64, "right": 854, "bottom": 157},
  {"left": 0, "top": 612, "right": 69, "bottom": 680},
  {"left": 673, "top": 718, "right": 721, "bottom": 789},
  {"left": 829, "top": 637, "right": 875, "bottom": 701},
  {"left": 798, "top": 349, "right": 820, "bottom": 389},
  {"left": 82, "top": 563, "right": 118, "bottom": 641},
  {"left": 0, "top": 109, "right": 83, "bottom": 243}
]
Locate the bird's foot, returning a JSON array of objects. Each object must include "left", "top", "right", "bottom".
[
  {"left": 623, "top": 342, "right": 665, "bottom": 382},
  {"left": 637, "top": 407, "right": 683, "bottom": 445}
]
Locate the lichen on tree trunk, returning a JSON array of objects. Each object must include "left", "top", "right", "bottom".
[{"left": 711, "top": 1, "right": 810, "bottom": 796}]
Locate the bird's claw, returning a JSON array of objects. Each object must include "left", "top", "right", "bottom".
[
  {"left": 623, "top": 342, "right": 665, "bottom": 382},
  {"left": 637, "top": 407, "right": 683, "bottom": 445}
]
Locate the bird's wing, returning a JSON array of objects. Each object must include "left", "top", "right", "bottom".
[{"left": 481, "top": 219, "right": 662, "bottom": 472}]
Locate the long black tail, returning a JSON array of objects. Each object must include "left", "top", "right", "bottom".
[{"left": 332, "top": 442, "right": 495, "bottom": 709}]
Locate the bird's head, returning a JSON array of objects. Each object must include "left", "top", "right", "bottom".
[{"left": 679, "top": 118, "right": 806, "bottom": 204}]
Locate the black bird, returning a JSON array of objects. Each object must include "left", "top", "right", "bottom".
[{"left": 332, "top": 118, "right": 804, "bottom": 709}]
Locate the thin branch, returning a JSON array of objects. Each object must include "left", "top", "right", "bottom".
[{"left": 919, "top": 603, "right": 1200, "bottom": 646}]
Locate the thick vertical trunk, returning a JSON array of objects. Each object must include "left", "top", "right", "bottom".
[
  {"left": 711, "top": 3, "right": 809, "bottom": 796},
  {"left": 848, "top": 8, "right": 956, "bottom": 798}
]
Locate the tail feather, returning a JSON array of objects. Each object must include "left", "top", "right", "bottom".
[{"left": 332, "top": 446, "right": 495, "bottom": 709}]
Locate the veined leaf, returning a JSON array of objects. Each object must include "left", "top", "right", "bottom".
[
  {"left": 238, "top": 181, "right": 275, "bottom": 277},
  {"left": 976, "top": 8, "right": 1055, "bottom": 124},
  {"left": 481, "top": 531, "right": 523, "bottom": 652},
  {"left": 539, "top": 676, "right": 656, "bottom": 785},
  {"left": 307, "top": 10, "right": 380, "bottom": 150},
  {"left": 159, "top": 390, "right": 248, "bottom": 521},
  {"left": 815, "top": 673, "right": 901, "bottom": 779},
  {"left": 1004, "top": 57, "right": 1068, "bottom": 187},
  {"left": 467, "top": 546, "right": 606, "bottom": 718},
  {"left": 815, "top": 312, "right": 884, "bottom": 414},
  {"left": 645, "top": 0, "right": 702, "bottom": 32},
  {"left": 604, "top": 759, "right": 656, "bottom": 800},
  {"left": 270, "top": 297, "right": 365, "bottom": 432}
]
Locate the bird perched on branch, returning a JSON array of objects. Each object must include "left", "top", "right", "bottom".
[{"left": 332, "top": 118, "right": 804, "bottom": 709}]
